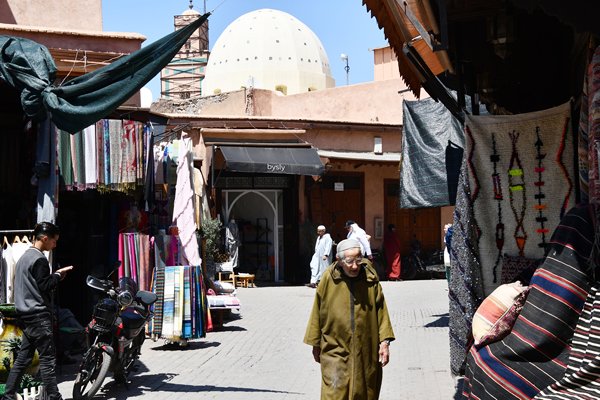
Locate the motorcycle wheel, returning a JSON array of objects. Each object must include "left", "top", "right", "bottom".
[
  {"left": 72, "top": 349, "right": 111, "bottom": 399},
  {"left": 115, "top": 328, "right": 146, "bottom": 384}
]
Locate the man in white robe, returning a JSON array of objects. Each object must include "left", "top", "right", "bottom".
[{"left": 308, "top": 225, "right": 332, "bottom": 288}]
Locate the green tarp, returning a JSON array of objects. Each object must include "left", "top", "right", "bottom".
[{"left": 0, "top": 13, "right": 209, "bottom": 133}]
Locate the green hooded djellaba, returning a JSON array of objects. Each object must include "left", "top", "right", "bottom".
[{"left": 304, "top": 260, "right": 395, "bottom": 399}]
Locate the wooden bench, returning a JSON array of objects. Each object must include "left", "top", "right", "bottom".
[{"left": 235, "top": 274, "right": 255, "bottom": 288}]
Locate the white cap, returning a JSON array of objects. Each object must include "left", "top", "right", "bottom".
[
  {"left": 317, "top": 225, "right": 326, "bottom": 230},
  {"left": 336, "top": 238, "right": 361, "bottom": 258}
]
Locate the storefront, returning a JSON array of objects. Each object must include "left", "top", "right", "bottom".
[{"left": 211, "top": 144, "right": 324, "bottom": 283}]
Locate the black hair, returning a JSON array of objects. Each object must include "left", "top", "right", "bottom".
[
  {"left": 33, "top": 222, "right": 60, "bottom": 240},
  {"left": 345, "top": 220, "right": 355, "bottom": 228},
  {"left": 387, "top": 224, "right": 396, "bottom": 231}
]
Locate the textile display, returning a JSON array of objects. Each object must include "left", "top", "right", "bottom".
[
  {"left": 1, "top": 241, "right": 37, "bottom": 303},
  {"left": 83, "top": 124, "right": 97, "bottom": 188},
  {"left": 577, "top": 46, "right": 591, "bottom": 204},
  {"left": 0, "top": 14, "right": 209, "bottom": 133},
  {"left": 57, "top": 119, "right": 151, "bottom": 194},
  {"left": 400, "top": 97, "right": 465, "bottom": 208},
  {"left": 149, "top": 233, "right": 206, "bottom": 341},
  {"left": 448, "top": 159, "right": 485, "bottom": 375},
  {"left": 532, "top": 206, "right": 600, "bottom": 400},
  {"left": 465, "top": 101, "right": 576, "bottom": 295},
  {"left": 117, "top": 233, "right": 151, "bottom": 292},
  {"left": 584, "top": 45, "right": 600, "bottom": 204},
  {"left": 533, "top": 283, "right": 600, "bottom": 399},
  {"left": 35, "top": 116, "right": 58, "bottom": 223},
  {"left": 150, "top": 265, "right": 206, "bottom": 341},
  {"left": 172, "top": 136, "right": 202, "bottom": 267},
  {"left": 463, "top": 204, "right": 596, "bottom": 399},
  {"left": 451, "top": 101, "right": 577, "bottom": 375}
]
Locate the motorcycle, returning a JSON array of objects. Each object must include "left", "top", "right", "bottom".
[{"left": 73, "top": 270, "right": 157, "bottom": 399}]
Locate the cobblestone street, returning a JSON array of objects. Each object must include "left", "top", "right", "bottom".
[{"left": 58, "top": 279, "right": 456, "bottom": 399}]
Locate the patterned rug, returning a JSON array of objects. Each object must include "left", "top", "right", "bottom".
[
  {"left": 465, "top": 101, "right": 576, "bottom": 295},
  {"left": 450, "top": 101, "right": 578, "bottom": 374}
]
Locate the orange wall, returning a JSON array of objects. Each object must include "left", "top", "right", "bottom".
[
  {"left": 373, "top": 47, "right": 400, "bottom": 81},
  {"left": 312, "top": 161, "right": 399, "bottom": 250},
  {"left": 305, "top": 128, "right": 401, "bottom": 153},
  {"left": 0, "top": 0, "right": 102, "bottom": 30},
  {"left": 257, "top": 79, "right": 415, "bottom": 124}
]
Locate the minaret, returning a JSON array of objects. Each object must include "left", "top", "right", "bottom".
[{"left": 160, "top": 0, "right": 209, "bottom": 99}]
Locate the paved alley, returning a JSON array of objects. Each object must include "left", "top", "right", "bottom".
[{"left": 58, "top": 279, "right": 457, "bottom": 399}]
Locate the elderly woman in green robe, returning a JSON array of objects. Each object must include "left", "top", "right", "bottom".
[{"left": 304, "top": 238, "right": 395, "bottom": 399}]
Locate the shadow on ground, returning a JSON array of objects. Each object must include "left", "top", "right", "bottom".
[
  {"left": 150, "top": 340, "right": 220, "bottom": 351},
  {"left": 424, "top": 313, "right": 449, "bottom": 328},
  {"left": 65, "top": 372, "right": 304, "bottom": 399}
]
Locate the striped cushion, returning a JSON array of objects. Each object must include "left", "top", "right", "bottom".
[{"left": 472, "top": 281, "right": 529, "bottom": 347}]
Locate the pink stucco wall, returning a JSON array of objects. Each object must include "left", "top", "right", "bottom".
[
  {"left": 305, "top": 128, "right": 400, "bottom": 153},
  {"left": 0, "top": 0, "right": 102, "bottom": 31},
  {"left": 373, "top": 47, "right": 401, "bottom": 82},
  {"left": 252, "top": 79, "right": 417, "bottom": 124},
  {"left": 0, "top": 25, "right": 145, "bottom": 54}
]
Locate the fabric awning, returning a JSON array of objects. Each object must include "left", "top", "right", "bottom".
[
  {"left": 219, "top": 146, "right": 324, "bottom": 176},
  {"left": 0, "top": 13, "right": 209, "bottom": 133}
]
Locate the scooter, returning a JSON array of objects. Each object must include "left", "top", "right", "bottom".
[{"left": 72, "top": 269, "right": 157, "bottom": 399}]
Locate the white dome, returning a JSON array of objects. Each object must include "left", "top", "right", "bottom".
[{"left": 202, "top": 9, "right": 335, "bottom": 96}]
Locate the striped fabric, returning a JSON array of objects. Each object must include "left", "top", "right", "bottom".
[
  {"left": 534, "top": 283, "right": 600, "bottom": 399},
  {"left": 463, "top": 204, "right": 596, "bottom": 399}
]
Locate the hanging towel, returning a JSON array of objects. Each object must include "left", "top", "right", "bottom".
[
  {"left": 83, "top": 124, "right": 97, "bottom": 188},
  {"left": 172, "top": 136, "right": 202, "bottom": 266}
]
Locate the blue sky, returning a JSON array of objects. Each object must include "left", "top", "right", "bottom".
[{"left": 102, "top": 0, "right": 388, "bottom": 100}]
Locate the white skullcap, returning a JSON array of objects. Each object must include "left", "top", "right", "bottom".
[
  {"left": 317, "top": 225, "right": 326, "bottom": 230},
  {"left": 336, "top": 238, "right": 361, "bottom": 258}
]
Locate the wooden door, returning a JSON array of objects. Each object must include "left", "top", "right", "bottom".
[
  {"left": 309, "top": 173, "right": 364, "bottom": 244},
  {"left": 384, "top": 180, "right": 441, "bottom": 256}
]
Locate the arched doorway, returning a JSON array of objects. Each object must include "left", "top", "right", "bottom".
[{"left": 224, "top": 190, "right": 283, "bottom": 281}]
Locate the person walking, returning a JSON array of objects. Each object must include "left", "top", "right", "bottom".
[
  {"left": 304, "top": 238, "right": 395, "bottom": 399},
  {"left": 443, "top": 223, "right": 453, "bottom": 282},
  {"left": 345, "top": 220, "right": 372, "bottom": 260},
  {"left": 307, "top": 225, "right": 332, "bottom": 288},
  {"left": 2, "top": 222, "right": 73, "bottom": 400},
  {"left": 383, "top": 224, "right": 402, "bottom": 280}
]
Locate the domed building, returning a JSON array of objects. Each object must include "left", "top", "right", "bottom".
[{"left": 202, "top": 9, "right": 335, "bottom": 96}]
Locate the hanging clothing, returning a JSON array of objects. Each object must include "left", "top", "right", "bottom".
[
  {"left": 309, "top": 233, "right": 332, "bottom": 284},
  {"left": 36, "top": 117, "right": 58, "bottom": 223},
  {"left": 347, "top": 223, "right": 372, "bottom": 257},
  {"left": 226, "top": 220, "right": 241, "bottom": 270},
  {"left": 383, "top": 230, "right": 401, "bottom": 280},
  {"left": 172, "top": 136, "right": 201, "bottom": 267},
  {"left": 83, "top": 124, "right": 97, "bottom": 189},
  {"left": 117, "top": 233, "right": 151, "bottom": 291}
]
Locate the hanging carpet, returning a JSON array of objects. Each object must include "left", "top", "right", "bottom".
[
  {"left": 400, "top": 97, "right": 465, "bottom": 208},
  {"left": 449, "top": 101, "right": 577, "bottom": 375}
]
